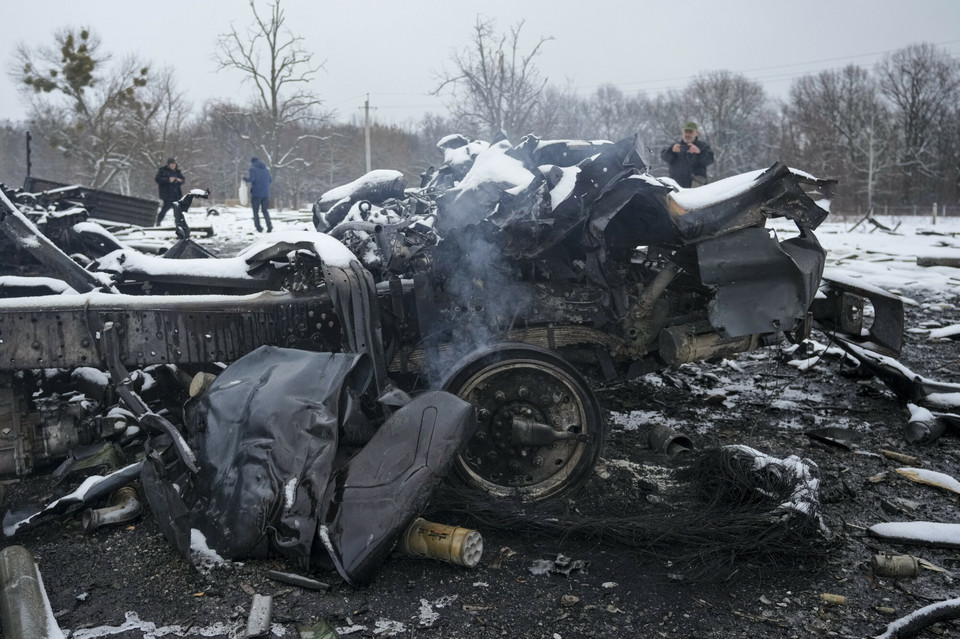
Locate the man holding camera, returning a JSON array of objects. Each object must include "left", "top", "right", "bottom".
[{"left": 660, "top": 122, "right": 714, "bottom": 188}]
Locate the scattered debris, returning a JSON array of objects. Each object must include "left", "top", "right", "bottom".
[
  {"left": 266, "top": 570, "right": 331, "bottom": 592},
  {"left": 871, "top": 554, "right": 920, "bottom": 578},
  {"left": 872, "top": 596, "right": 960, "bottom": 639},
  {"left": 804, "top": 426, "right": 864, "bottom": 452},
  {"left": 81, "top": 484, "right": 141, "bottom": 532},
  {"left": 0, "top": 545, "right": 65, "bottom": 639},
  {"left": 928, "top": 324, "right": 960, "bottom": 340},
  {"left": 529, "top": 554, "right": 588, "bottom": 577},
  {"left": 880, "top": 450, "right": 922, "bottom": 466},
  {"left": 648, "top": 424, "right": 693, "bottom": 456},
  {"left": 894, "top": 467, "right": 960, "bottom": 496},
  {"left": 245, "top": 593, "right": 273, "bottom": 638},
  {"left": 297, "top": 619, "right": 342, "bottom": 639},
  {"left": 916, "top": 256, "right": 960, "bottom": 268},
  {"left": 560, "top": 594, "right": 580, "bottom": 607}
]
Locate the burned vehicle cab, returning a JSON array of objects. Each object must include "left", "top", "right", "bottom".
[{"left": 344, "top": 135, "right": 897, "bottom": 502}]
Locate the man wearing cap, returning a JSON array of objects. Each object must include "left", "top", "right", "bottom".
[
  {"left": 243, "top": 157, "right": 273, "bottom": 232},
  {"left": 660, "top": 122, "right": 714, "bottom": 188},
  {"left": 155, "top": 158, "right": 185, "bottom": 225}
]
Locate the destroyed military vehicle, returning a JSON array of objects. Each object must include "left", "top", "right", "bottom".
[{"left": 0, "top": 134, "right": 903, "bottom": 519}]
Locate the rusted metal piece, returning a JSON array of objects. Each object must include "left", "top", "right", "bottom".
[
  {"left": 814, "top": 274, "right": 904, "bottom": 357},
  {"left": 648, "top": 424, "right": 693, "bottom": 457},
  {"left": 659, "top": 325, "right": 763, "bottom": 366},
  {"left": 266, "top": 570, "right": 330, "bottom": 592},
  {"left": 871, "top": 554, "right": 919, "bottom": 578},
  {"left": 0, "top": 188, "right": 110, "bottom": 294},
  {"left": 82, "top": 485, "right": 142, "bottom": 532},
  {"left": 0, "top": 291, "right": 340, "bottom": 372},
  {"left": 22, "top": 176, "right": 158, "bottom": 227}
]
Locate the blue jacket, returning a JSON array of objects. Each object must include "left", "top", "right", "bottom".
[{"left": 244, "top": 158, "right": 272, "bottom": 198}]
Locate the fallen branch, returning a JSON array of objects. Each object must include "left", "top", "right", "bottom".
[{"left": 872, "top": 596, "right": 960, "bottom": 639}]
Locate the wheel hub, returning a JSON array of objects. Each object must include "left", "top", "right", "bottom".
[{"left": 458, "top": 361, "right": 587, "bottom": 492}]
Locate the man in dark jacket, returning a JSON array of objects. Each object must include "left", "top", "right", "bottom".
[
  {"left": 660, "top": 122, "right": 714, "bottom": 188},
  {"left": 243, "top": 157, "right": 273, "bottom": 232},
  {"left": 155, "top": 158, "right": 185, "bottom": 225}
]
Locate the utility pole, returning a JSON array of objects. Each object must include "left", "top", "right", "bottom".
[
  {"left": 25, "top": 131, "right": 32, "bottom": 179},
  {"left": 363, "top": 94, "right": 371, "bottom": 173}
]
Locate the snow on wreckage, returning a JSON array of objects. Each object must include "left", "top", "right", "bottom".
[{"left": 0, "top": 134, "right": 909, "bottom": 601}]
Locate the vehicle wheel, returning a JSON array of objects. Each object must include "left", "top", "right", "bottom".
[{"left": 442, "top": 344, "right": 605, "bottom": 502}]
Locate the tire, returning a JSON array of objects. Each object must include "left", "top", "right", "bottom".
[{"left": 442, "top": 344, "right": 605, "bottom": 502}]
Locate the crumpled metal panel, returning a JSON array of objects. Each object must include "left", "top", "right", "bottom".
[
  {"left": 698, "top": 228, "right": 825, "bottom": 338},
  {"left": 141, "top": 346, "right": 371, "bottom": 565},
  {"left": 319, "top": 390, "right": 477, "bottom": 586}
]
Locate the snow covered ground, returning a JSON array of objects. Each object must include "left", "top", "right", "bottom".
[{"left": 771, "top": 215, "right": 960, "bottom": 295}]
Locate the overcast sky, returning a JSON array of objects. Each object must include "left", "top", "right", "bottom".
[{"left": 2, "top": 0, "right": 959, "bottom": 128}]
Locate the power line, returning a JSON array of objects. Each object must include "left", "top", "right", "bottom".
[{"left": 572, "top": 39, "right": 960, "bottom": 97}]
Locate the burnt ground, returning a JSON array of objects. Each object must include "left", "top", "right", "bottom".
[{"left": 2, "top": 291, "right": 960, "bottom": 639}]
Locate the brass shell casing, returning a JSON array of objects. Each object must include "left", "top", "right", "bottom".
[{"left": 400, "top": 518, "right": 483, "bottom": 568}]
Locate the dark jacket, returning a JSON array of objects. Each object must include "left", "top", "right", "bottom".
[
  {"left": 660, "top": 137, "right": 715, "bottom": 188},
  {"left": 244, "top": 159, "right": 272, "bottom": 198},
  {"left": 155, "top": 165, "right": 184, "bottom": 202}
]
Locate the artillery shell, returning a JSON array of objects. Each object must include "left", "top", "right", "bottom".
[{"left": 871, "top": 553, "right": 919, "bottom": 578}]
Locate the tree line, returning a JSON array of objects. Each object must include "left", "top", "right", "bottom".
[{"left": 2, "top": 6, "right": 957, "bottom": 216}]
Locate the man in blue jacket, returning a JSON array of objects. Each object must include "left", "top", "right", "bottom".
[{"left": 243, "top": 157, "right": 273, "bottom": 232}]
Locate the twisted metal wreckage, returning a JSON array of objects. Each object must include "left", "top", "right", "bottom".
[{"left": 0, "top": 134, "right": 906, "bottom": 587}]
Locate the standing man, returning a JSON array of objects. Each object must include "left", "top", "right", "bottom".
[
  {"left": 660, "top": 122, "right": 714, "bottom": 188},
  {"left": 243, "top": 157, "right": 273, "bottom": 233},
  {"left": 155, "top": 157, "right": 184, "bottom": 225}
]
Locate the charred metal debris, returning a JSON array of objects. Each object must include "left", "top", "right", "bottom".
[{"left": 0, "top": 133, "right": 911, "bottom": 585}]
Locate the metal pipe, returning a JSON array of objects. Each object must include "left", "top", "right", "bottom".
[
  {"left": 0, "top": 545, "right": 64, "bottom": 639},
  {"left": 82, "top": 485, "right": 142, "bottom": 532},
  {"left": 328, "top": 220, "right": 382, "bottom": 239},
  {"left": 658, "top": 325, "right": 761, "bottom": 366},
  {"left": 635, "top": 261, "right": 680, "bottom": 320},
  {"left": 648, "top": 424, "right": 693, "bottom": 457}
]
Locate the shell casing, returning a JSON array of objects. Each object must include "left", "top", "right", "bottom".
[{"left": 399, "top": 518, "right": 483, "bottom": 568}]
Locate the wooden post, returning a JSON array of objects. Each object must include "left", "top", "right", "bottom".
[{"left": 932, "top": 202, "right": 937, "bottom": 226}]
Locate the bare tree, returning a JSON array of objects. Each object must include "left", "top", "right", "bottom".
[
  {"left": 215, "top": 0, "right": 329, "bottom": 203},
  {"left": 876, "top": 43, "right": 960, "bottom": 203},
  {"left": 679, "top": 71, "right": 775, "bottom": 177},
  {"left": 786, "top": 65, "right": 894, "bottom": 211},
  {"left": 433, "top": 17, "right": 552, "bottom": 140},
  {"left": 11, "top": 28, "right": 154, "bottom": 191}
]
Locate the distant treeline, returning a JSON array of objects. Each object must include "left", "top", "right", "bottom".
[{"left": 1, "top": 23, "right": 956, "bottom": 215}]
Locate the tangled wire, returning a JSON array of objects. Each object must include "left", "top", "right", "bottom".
[{"left": 428, "top": 445, "right": 833, "bottom": 580}]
